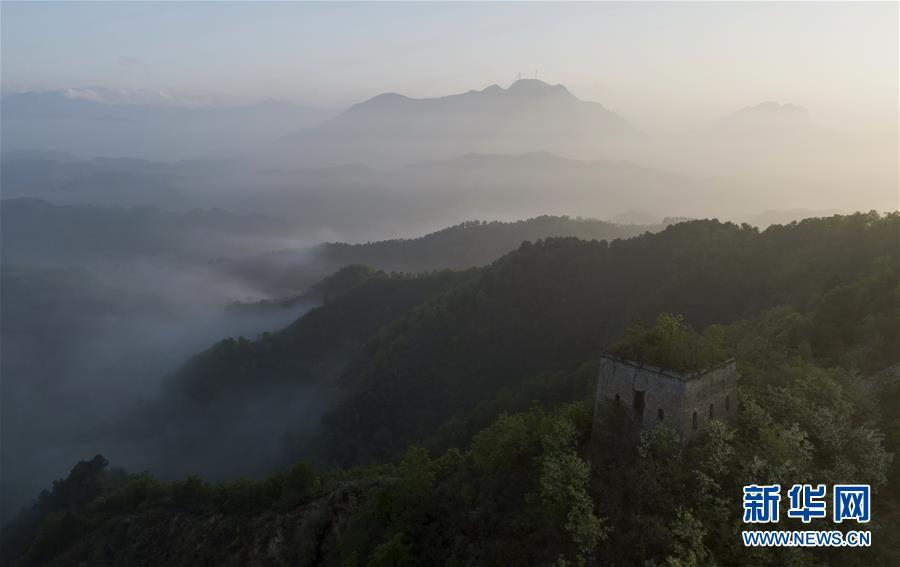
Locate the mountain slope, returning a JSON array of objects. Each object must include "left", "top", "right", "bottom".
[
  {"left": 164, "top": 213, "right": 898, "bottom": 466},
  {"left": 222, "top": 215, "right": 668, "bottom": 295},
  {"left": 316, "top": 213, "right": 899, "bottom": 463},
  {"left": 117, "top": 268, "right": 477, "bottom": 483}
]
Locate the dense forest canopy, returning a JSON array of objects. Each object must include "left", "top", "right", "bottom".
[
  {"left": 223, "top": 215, "right": 667, "bottom": 295},
  {"left": 317, "top": 213, "right": 898, "bottom": 464},
  {"left": 2, "top": 212, "right": 898, "bottom": 566}
]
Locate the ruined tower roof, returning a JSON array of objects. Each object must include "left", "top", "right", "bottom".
[{"left": 600, "top": 353, "right": 736, "bottom": 382}]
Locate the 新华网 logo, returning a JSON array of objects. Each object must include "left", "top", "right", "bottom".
[{"left": 741, "top": 484, "right": 871, "bottom": 547}]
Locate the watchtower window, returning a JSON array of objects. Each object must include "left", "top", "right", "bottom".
[
  {"left": 692, "top": 411, "right": 698, "bottom": 430},
  {"left": 709, "top": 403, "right": 715, "bottom": 420},
  {"left": 632, "top": 390, "right": 645, "bottom": 421},
  {"left": 657, "top": 408, "right": 664, "bottom": 421},
  {"left": 725, "top": 395, "right": 731, "bottom": 411}
]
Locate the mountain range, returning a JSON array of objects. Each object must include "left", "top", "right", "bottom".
[
  {"left": 221, "top": 215, "right": 673, "bottom": 297},
  {"left": 721, "top": 101, "right": 813, "bottom": 131},
  {"left": 4, "top": 79, "right": 894, "bottom": 214},
  {"left": 1, "top": 151, "right": 702, "bottom": 238},
  {"left": 0, "top": 198, "right": 304, "bottom": 267},
  {"left": 0, "top": 89, "right": 337, "bottom": 160},
  {"left": 274, "top": 79, "right": 640, "bottom": 167}
]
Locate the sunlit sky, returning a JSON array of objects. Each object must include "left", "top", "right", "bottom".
[{"left": 2, "top": 2, "right": 897, "bottom": 131}]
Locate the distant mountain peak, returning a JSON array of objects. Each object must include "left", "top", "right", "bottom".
[
  {"left": 723, "top": 101, "right": 812, "bottom": 130},
  {"left": 505, "top": 78, "right": 571, "bottom": 98},
  {"left": 346, "top": 92, "right": 412, "bottom": 113},
  {"left": 369, "top": 92, "right": 411, "bottom": 102},
  {"left": 354, "top": 80, "right": 575, "bottom": 110},
  {"left": 280, "top": 79, "right": 635, "bottom": 167},
  {"left": 57, "top": 86, "right": 213, "bottom": 108},
  {"left": 737, "top": 101, "right": 808, "bottom": 116}
]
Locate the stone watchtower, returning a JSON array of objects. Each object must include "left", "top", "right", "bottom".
[{"left": 592, "top": 354, "right": 737, "bottom": 440}]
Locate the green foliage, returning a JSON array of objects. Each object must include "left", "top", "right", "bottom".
[
  {"left": 170, "top": 474, "right": 214, "bottom": 508},
  {"left": 279, "top": 461, "right": 322, "bottom": 508},
  {"left": 612, "top": 312, "right": 728, "bottom": 373},
  {"left": 213, "top": 461, "right": 323, "bottom": 515},
  {"left": 21, "top": 511, "right": 86, "bottom": 566},
  {"left": 738, "top": 363, "right": 891, "bottom": 488},
  {"left": 365, "top": 533, "right": 414, "bottom": 567},
  {"left": 0, "top": 458, "right": 323, "bottom": 566},
  {"left": 90, "top": 473, "right": 168, "bottom": 515},
  {"left": 1, "top": 455, "right": 124, "bottom": 565},
  {"left": 539, "top": 415, "right": 607, "bottom": 562},
  {"left": 660, "top": 509, "right": 716, "bottom": 567},
  {"left": 470, "top": 409, "right": 543, "bottom": 474}
]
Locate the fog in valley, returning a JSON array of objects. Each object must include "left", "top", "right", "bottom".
[{"left": 1, "top": 1, "right": 897, "bottom": 524}]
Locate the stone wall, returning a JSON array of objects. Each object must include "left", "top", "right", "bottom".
[
  {"left": 593, "top": 355, "right": 737, "bottom": 440},
  {"left": 680, "top": 360, "right": 737, "bottom": 438}
]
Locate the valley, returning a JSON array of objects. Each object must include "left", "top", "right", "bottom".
[{"left": 1, "top": 4, "right": 897, "bottom": 563}]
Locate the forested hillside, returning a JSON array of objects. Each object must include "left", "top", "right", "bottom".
[
  {"left": 2, "top": 213, "right": 897, "bottom": 566},
  {"left": 170, "top": 267, "right": 476, "bottom": 405},
  {"left": 223, "top": 215, "right": 664, "bottom": 295},
  {"left": 169, "top": 213, "right": 897, "bottom": 466},
  {"left": 318, "top": 213, "right": 898, "bottom": 464},
  {"left": 320, "top": 216, "right": 662, "bottom": 273}
]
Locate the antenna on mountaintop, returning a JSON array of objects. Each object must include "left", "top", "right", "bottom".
[
  {"left": 534, "top": 69, "right": 538, "bottom": 79},
  {"left": 516, "top": 72, "right": 523, "bottom": 81}
]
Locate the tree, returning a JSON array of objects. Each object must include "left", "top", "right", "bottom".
[{"left": 540, "top": 415, "right": 607, "bottom": 564}]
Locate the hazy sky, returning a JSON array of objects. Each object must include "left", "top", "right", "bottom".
[{"left": 2, "top": 1, "right": 897, "bottom": 130}]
